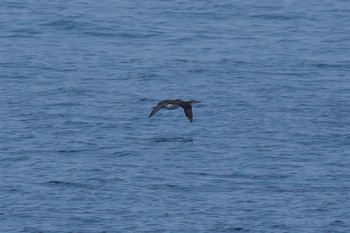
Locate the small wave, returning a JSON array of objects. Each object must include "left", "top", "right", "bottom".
[
  {"left": 0, "top": 64, "right": 76, "bottom": 73},
  {"left": 150, "top": 183, "right": 179, "bottom": 190},
  {"left": 149, "top": 183, "right": 190, "bottom": 192},
  {"left": 212, "top": 226, "right": 251, "bottom": 232},
  {"left": 272, "top": 224, "right": 289, "bottom": 229},
  {"left": 329, "top": 220, "right": 347, "bottom": 227},
  {"left": 222, "top": 227, "right": 250, "bottom": 232},
  {"left": 41, "top": 19, "right": 93, "bottom": 31},
  {"left": 57, "top": 149, "right": 80, "bottom": 153},
  {"left": 151, "top": 137, "right": 194, "bottom": 143},
  {"left": 187, "top": 68, "right": 208, "bottom": 73},
  {"left": 0, "top": 155, "right": 30, "bottom": 162},
  {"left": 3, "top": 28, "right": 41, "bottom": 38},
  {"left": 48, "top": 180, "right": 90, "bottom": 189},
  {"left": 183, "top": 171, "right": 208, "bottom": 176},
  {"left": 249, "top": 13, "right": 304, "bottom": 20},
  {"left": 315, "top": 63, "right": 350, "bottom": 69},
  {"left": 86, "top": 31, "right": 159, "bottom": 39},
  {"left": 220, "top": 58, "right": 248, "bottom": 64}
]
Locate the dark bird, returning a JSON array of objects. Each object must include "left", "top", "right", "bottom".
[{"left": 148, "top": 99, "right": 200, "bottom": 123}]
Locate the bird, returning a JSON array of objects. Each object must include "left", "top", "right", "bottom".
[{"left": 148, "top": 99, "right": 200, "bottom": 123}]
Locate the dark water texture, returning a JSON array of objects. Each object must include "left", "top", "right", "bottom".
[{"left": 1, "top": 0, "right": 350, "bottom": 232}]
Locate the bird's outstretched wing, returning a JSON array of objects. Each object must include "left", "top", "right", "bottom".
[
  {"left": 173, "top": 100, "right": 193, "bottom": 122},
  {"left": 183, "top": 105, "right": 193, "bottom": 122},
  {"left": 148, "top": 100, "right": 171, "bottom": 118},
  {"left": 148, "top": 106, "right": 162, "bottom": 118}
]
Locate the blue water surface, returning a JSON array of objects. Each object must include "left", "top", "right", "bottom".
[{"left": 1, "top": 0, "right": 350, "bottom": 232}]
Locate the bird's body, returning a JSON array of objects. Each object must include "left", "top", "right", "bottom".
[{"left": 148, "top": 99, "right": 200, "bottom": 122}]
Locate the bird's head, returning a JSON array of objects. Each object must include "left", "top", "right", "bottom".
[{"left": 188, "top": 100, "right": 201, "bottom": 105}]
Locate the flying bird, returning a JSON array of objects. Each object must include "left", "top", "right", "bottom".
[{"left": 148, "top": 99, "right": 200, "bottom": 123}]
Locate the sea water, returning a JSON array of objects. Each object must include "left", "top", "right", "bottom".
[{"left": 1, "top": 1, "right": 349, "bottom": 232}]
